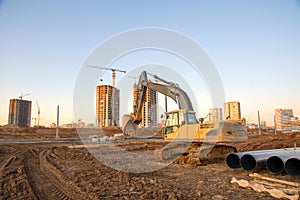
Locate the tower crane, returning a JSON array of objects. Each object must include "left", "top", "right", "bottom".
[
  {"left": 36, "top": 101, "right": 40, "bottom": 127},
  {"left": 32, "top": 117, "right": 37, "bottom": 126},
  {"left": 32, "top": 101, "right": 41, "bottom": 127},
  {"left": 86, "top": 65, "right": 126, "bottom": 88},
  {"left": 19, "top": 93, "right": 31, "bottom": 100}
]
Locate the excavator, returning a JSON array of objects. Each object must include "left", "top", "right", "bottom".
[{"left": 122, "top": 71, "right": 248, "bottom": 164}]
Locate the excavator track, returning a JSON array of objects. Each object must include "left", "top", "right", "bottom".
[{"left": 155, "top": 142, "right": 237, "bottom": 165}]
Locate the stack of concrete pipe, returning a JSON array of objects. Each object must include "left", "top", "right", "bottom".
[{"left": 226, "top": 148, "right": 300, "bottom": 177}]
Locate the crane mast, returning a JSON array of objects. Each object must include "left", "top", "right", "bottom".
[{"left": 36, "top": 101, "right": 40, "bottom": 127}]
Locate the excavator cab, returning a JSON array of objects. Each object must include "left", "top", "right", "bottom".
[
  {"left": 163, "top": 110, "right": 248, "bottom": 142},
  {"left": 163, "top": 110, "right": 199, "bottom": 139}
]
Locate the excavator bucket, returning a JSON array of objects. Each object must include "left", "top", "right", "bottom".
[{"left": 122, "top": 115, "right": 137, "bottom": 136}]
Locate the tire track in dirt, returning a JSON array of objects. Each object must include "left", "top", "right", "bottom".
[
  {"left": 24, "top": 148, "right": 52, "bottom": 199},
  {"left": 41, "top": 148, "right": 97, "bottom": 200},
  {"left": 24, "top": 147, "right": 97, "bottom": 200},
  {"left": 0, "top": 148, "right": 36, "bottom": 199},
  {"left": 0, "top": 155, "right": 17, "bottom": 197}
]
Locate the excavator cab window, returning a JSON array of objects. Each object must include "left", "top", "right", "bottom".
[
  {"left": 179, "top": 112, "right": 185, "bottom": 126},
  {"left": 186, "top": 113, "right": 198, "bottom": 124},
  {"left": 165, "top": 112, "right": 179, "bottom": 127},
  {"left": 165, "top": 112, "right": 179, "bottom": 134}
]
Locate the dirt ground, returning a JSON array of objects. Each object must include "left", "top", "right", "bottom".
[{"left": 0, "top": 126, "right": 300, "bottom": 199}]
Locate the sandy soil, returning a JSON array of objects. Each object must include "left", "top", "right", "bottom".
[{"left": 0, "top": 127, "right": 299, "bottom": 199}]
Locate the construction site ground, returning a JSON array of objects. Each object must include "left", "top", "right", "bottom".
[{"left": 0, "top": 126, "right": 300, "bottom": 199}]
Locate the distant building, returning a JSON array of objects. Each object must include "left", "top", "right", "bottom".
[
  {"left": 291, "top": 117, "right": 299, "bottom": 122},
  {"left": 77, "top": 119, "right": 85, "bottom": 128},
  {"left": 61, "top": 121, "right": 85, "bottom": 128},
  {"left": 8, "top": 99, "right": 32, "bottom": 127},
  {"left": 209, "top": 108, "right": 223, "bottom": 122},
  {"left": 96, "top": 85, "right": 120, "bottom": 127},
  {"left": 61, "top": 123, "right": 76, "bottom": 128},
  {"left": 86, "top": 123, "right": 95, "bottom": 128},
  {"left": 247, "top": 123, "right": 259, "bottom": 129},
  {"left": 275, "top": 108, "right": 294, "bottom": 131},
  {"left": 290, "top": 121, "right": 300, "bottom": 132},
  {"left": 133, "top": 83, "right": 157, "bottom": 127},
  {"left": 266, "top": 126, "right": 275, "bottom": 133},
  {"left": 224, "top": 101, "right": 241, "bottom": 120},
  {"left": 50, "top": 122, "right": 57, "bottom": 128},
  {"left": 260, "top": 121, "right": 267, "bottom": 130}
]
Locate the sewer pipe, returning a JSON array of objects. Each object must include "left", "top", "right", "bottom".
[
  {"left": 285, "top": 158, "right": 300, "bottom": 177},
  {"left": 267, "top": 151, "right": 300, "bottom": 174},
  {"left": 240, "top": 148, "right": 300, "bottom": 171}
]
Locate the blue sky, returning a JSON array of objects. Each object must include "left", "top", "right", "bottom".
[{"left": 0, "top": 0, "right": 299, "bottom": 126}]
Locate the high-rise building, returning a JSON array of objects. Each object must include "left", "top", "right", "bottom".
[
  {"left": 209, "top": 108, "right": 223, "bottom": 122},
  {"left": 224, "top": 101, "right": 241, "bottom": 120},
  {"left": 133, "top": 84, "right": 157, "bottom": 127},
  {"left": 260, "top": 121, "right": 267, "bottom": 130},
  {"left": 96, "top": 85, "right": 120, "bottom": 127},
  {"left": 8, "top": 99, "right": 32, "bottom": 127},
  {"left": 275, "top": 108, "right": 293, "bottom": 131}
]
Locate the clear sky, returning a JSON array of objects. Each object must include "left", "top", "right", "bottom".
[{"left": 0, "top": 0, "right": 300, "bottom": 126}]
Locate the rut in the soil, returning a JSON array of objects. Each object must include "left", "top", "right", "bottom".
[
  {"left": 0, "top": 155, "right": 17, "bottom": 197},
  {"left": 24, "top": 147, "right": 93, "bottom": 200}
]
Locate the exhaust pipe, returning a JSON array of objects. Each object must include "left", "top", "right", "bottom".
[{"left": 285, "top": 158, "right": 300, "bottom": 177}]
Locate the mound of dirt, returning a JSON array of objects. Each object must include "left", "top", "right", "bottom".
[
  {"left": 2, "top": 124, "right": 20, "bottom": 128},
  {"left": 233, "top": 132, "right": 300, "bottom": 152}
]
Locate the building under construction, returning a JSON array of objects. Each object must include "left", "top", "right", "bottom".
[
  {"left": 224, "top": 101, "right": 241, "bottom": 120},
  {"left": 8, "top": 99, "right": 32, "bottom": 127},
  {"left": 96, "top": 85, "right": 120, "bottom": 127},
  {"left": 133, "top": 84, "right": 157, "bottom": 127}
]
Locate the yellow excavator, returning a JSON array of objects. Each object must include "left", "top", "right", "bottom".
[{"left": 122, "top": 71, "right": 248, "bottom": 164}]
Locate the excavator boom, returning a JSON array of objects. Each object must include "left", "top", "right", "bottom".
[{"left": 122, "top": 71, "right": 194, "bottom": 134}]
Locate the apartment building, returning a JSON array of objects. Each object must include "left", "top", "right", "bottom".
[{"left": 96, "top": 85, "right": 120, "bottom": 127}]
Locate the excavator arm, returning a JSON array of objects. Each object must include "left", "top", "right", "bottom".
[{"left": 122, "top": 71, "right": 194, "bottom": 134}]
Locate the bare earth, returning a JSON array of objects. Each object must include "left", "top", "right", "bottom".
[{"left": 0, "top": 126, "right": 299, "bottom": 199}]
